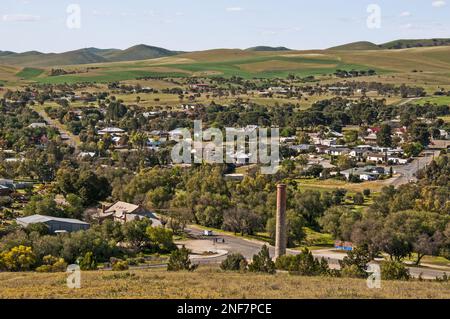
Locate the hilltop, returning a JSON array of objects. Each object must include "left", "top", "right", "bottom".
[
  {"left": 2, "top": 38, "right": 450, "bottom": 68},
  {"left": 327, "top": 41, "right": 381, "bottom": 51},
  {"left": 380, "top": 38, "right": 450, "bottom": 49},
  {"left": 328, "top": 38, "right": 450, "bottom": 51},
  {"left": 0, "top": 45, "right": 182, "bottom": 67},
  {"left": 245, "top": 46, "right": 292, "bottom": 52}
]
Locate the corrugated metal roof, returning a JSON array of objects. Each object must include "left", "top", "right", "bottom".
[{"left": 16, "top": 214, "right": 89, "bottom": 225}]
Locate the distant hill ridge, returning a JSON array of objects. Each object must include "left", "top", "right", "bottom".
[
  {"left": 328, "top": 38, "right": 450, "bottom": 51},
  {"left": 2, "top": 38, "right": 450, "bottom": 67},
  {"left": 0, "top": 44, "right": 184, "bottom": 67},
  {"left": 245, "top": 46, "right": 292, "bottom": 52}
]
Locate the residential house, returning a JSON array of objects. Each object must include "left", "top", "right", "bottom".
[
  {"left": 366, "top": 153, "right": 386, "bottom": 163},
  {"left": 341, "top": 166, "right": 385, "bottom": 181},
  {"left": 98, "top": 127, "right": 125, "bottom": 135},
  {"left": 28, "top": 122, "right": 47, "bottom": 129},
  {"left": 0, "top": 184, "right": 11, "bottom": 196},
  {"left": 95, "top": 201, "right": 162, "bottom": 226},
  {"left": 290, "top": 144, "right": 313, "bottom": 153},
  {"left": 363, "top": 133, "right": 378, "bottom": 145},
  {"left": 325, "top": 147, "right": 350, "bottom": 156}
]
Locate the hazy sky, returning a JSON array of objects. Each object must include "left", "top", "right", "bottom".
[{"left": 1, "top": 0, "right": 449, "bottom": 52}]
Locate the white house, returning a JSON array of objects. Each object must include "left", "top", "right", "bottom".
[{"left": 98, "top": 127, "right": 125, "bottom": 135}]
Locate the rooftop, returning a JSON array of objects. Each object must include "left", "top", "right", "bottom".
[{"left": 17, "top": 214, "right": 89, "bottom": 225}]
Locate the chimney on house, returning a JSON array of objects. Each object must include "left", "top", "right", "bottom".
[{"left": 275, "top": 183, "right": 287, "bottom": 258}]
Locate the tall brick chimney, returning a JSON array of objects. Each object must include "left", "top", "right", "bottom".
[{"left": 275, "top": 183, "right": 287, "bottom": 258}]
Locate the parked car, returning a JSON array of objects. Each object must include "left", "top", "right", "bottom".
[{"left": 203, "top": 230, "right": 213, "bottom": 236}]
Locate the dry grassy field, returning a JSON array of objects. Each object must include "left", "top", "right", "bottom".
[{"left": 0, "top": 267, "right": 448, "bottom": 299}]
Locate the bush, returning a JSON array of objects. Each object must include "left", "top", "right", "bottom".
[
  {"left": 340, "top": 264, "right": 364, "bottom": 278},
  {"left": 275, "top": 249, "right": 330, "bottom": 276},
  {"left": 26, "top": 223, "right": 50, "bottom": 236},
  {"left": 353, "top": 192, "right": 364, "bottom": 205},
  {"left": 36, "top": 255, "right": 67, "bottom": 272},
  {"left": 0, "top": 245, "right": 36, "bottom": 271},
  {"left": 220, "top": 253, "right": 247, "bottom": 271},
  {"left": 78, "top": 252, "right": 97, "bottom": 270},
  {"left": 167, "top": 247, "right": 197, "bottom": 271},
  {"left": 363, "top": 189, "right": 371, "bottom": 197},
  {"left": 248, "top": 245, "right": 275, "bottom": 274},
  {"left": 381, "top": 261, "right": 410, "bottom": 281},
  {"left": 112, "top": 260, "right": 129, "bottom": 271}
]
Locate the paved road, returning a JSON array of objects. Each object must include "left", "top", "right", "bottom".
[
  {"left": 389, "top": 150, "right": 439, "bottom": 188},
  {"left": 184, "top": 226, "right": 448, "bottom": 279},
  {"left": 33, "top": 107, "right": 80, "bottom": 150}
]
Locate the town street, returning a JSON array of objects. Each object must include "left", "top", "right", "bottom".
[
  {"left": 389, "top": 150, "right": 440, "bottom": 188},
  {"left": 181, "top": 226, "right": 449, "bottom": 280}
]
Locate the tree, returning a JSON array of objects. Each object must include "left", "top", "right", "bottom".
[
  {"left": 319, "top": 206, "right": 360, "bottom": 241},
  {"left": 248, "top": 245, "right": 275, "bottom": 274},
  {"left": 291, "top": 190, "right": 327, "bottom": 228},
  {"left": 167, "top": 247, "right": 197, "bottom": 271},
  {"left": 23, "top": 195, "right": 64, "bottom": 218},
  {"left": 146, "top": 226, "right": 175, "bottom": 252},
  {"left": 223, "top": 206, "right": 262, "bottom": 236},
  {"left": 402, "top": 142, "right": 424, "bottom": 157},
  {"left": 409, "top": 122, "right": 431, "bottom": 146},
  {"left": 122, "top": 218, "right": 153, "bottom": 250},
  {"left": 376, "top": 124, "right": 392, "bottom": 147},
  {"left": 336, "top": 155, "right": 354, "bottom": 170},
  {"left": 339, "top": 245, "right": 372, "bottom": 278},
  {"left": 55, "top": 167, "right": 111, "bottom": 206},
  {"left": 266, "top": 211, "right": 306, "bottom": 247},
  {"left": 413, "top": 233, "right": 444, "bottom": 265},
  {"left": 220, "top": 253, "right": 248, "bottom": 271}
]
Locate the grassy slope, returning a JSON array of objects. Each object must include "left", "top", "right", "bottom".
[{"left": 0, "top": 267, "right": 448, "bottom": 298}]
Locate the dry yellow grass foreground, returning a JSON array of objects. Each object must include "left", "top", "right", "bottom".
[{"left": 0, "top": 267, "right": 449, "bottom": 299}]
